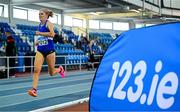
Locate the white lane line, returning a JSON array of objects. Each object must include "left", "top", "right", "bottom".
[
  {"left": 30, "top": 97, "right": 89, "bottom": 112},
  {"left": 0, "top": 74, "right": 93, "bottom": 91},
  {"left": 0, "top": 82, "right": 91, "bottom": 108},
  {"left": 0, "top": 71, "right": 95, "bottom": 84}
]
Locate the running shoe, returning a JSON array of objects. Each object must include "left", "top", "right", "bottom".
[
  {"left": 28, "top": 88, "right": 37, "bottom": 97},
  {"left": 59, "top": 66, "right": 65, "bottom": 78}
]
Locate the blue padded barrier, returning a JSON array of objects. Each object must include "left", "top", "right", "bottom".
[
  {"left": 90, "top": 22, "right": 180, "bottom": 111},
  {"left": 16, "top": 52, "right": 25, "bottom": 72}
]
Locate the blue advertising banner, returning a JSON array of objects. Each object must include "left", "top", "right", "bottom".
[{"left": 90, "top": 22, "right": 180, "bottom": 111}]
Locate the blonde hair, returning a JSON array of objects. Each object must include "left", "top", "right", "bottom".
[{"left": 40, "top": 8, "right": 53, "bottom": 19}]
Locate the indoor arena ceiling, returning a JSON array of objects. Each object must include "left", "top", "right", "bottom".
[
  {"left": 10, "top": 0, "right": 140, "bottom": 13},
  {"left": 1, "top": 0, "right": 180, "bottom": 20},
  {"left": 2, "top": 0, "right": 161, "bottom": 20}
]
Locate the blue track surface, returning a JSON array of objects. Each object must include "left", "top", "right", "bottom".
[{"left": 0, "top": 71, "right": 95, "bottom": 111}]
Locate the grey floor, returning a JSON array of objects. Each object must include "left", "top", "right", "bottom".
[{"left": 0, "top": 71, "right": 95, "bottom": 111}]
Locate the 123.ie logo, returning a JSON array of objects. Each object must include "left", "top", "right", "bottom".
[{"left": 108, "top": 60, "right": 178, "bottom": 109}]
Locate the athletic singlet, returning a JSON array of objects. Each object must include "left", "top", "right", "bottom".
[{"left": 37, "top": 20, "right": 54, "bottom": 54}]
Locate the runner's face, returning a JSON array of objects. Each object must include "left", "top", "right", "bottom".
[{"left": 39, "top": 11, "right": 47, "bottom": 22}]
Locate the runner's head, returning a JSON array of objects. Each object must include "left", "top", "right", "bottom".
[{"left": 39, "top": 8, "right": 53, "bottom": 21}]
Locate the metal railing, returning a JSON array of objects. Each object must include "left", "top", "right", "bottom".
[{"left": 0, "top": 55, "right": 102, "bottom": 79}]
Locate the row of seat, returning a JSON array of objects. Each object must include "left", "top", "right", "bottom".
[
  {"left": 56, "top": 49, "right": 84, "bottom": 55},
  {"left": 17, "top": 24, "right": 59, "bottom": 34},
  {"left": 16, "top": 52, "right": 89, "bottom": 72},
  {"left": 62, "top": 29, "right": 79, "bottom": 41},
  {"left": 66, "top": 55, "right": 89, "bottom": 64},
  {"left": 81, "top": 44, "right": 103, "bottom": 55},
  {"left": 21, "top": 30, "right": 36, "bottom": 36},
  {"left": 98, "top": 38, "right": 113, "bottom": 44},
  {"left": 54, "top": 44, "right": 74, "bottom": 51},
  {"left": 89, "top": 32, "right": 112, "bottom": 39},
  {"left": 16, "top": 24, "right": 38, "bottom": 31},
  {"left": 0, "top": 22, "right": 11, "bottom": 30},
  {"left": 16, "top": 43, "right": 32, "bottom": 53},
  {"left": 0, "top": 27, "right": 15, "bottom": 34}
]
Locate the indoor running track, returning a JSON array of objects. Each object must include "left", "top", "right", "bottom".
[{"left": 0, "top": 71, "right": 95, "bottom": 111}]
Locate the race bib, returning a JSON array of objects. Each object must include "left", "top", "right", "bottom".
[{"left": 38, "top": 37, "right": 48, "bottom": 46}]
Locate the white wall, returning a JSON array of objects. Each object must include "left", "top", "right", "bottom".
[
  {"left": 0, "top": 16, "right": 61, "bottom": 31},
  {"left": 0, "top": 17, "right": 9, "bottom": 23},
  {"left": 89, "top": 29, "right": 123, "bottom": 35}
]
